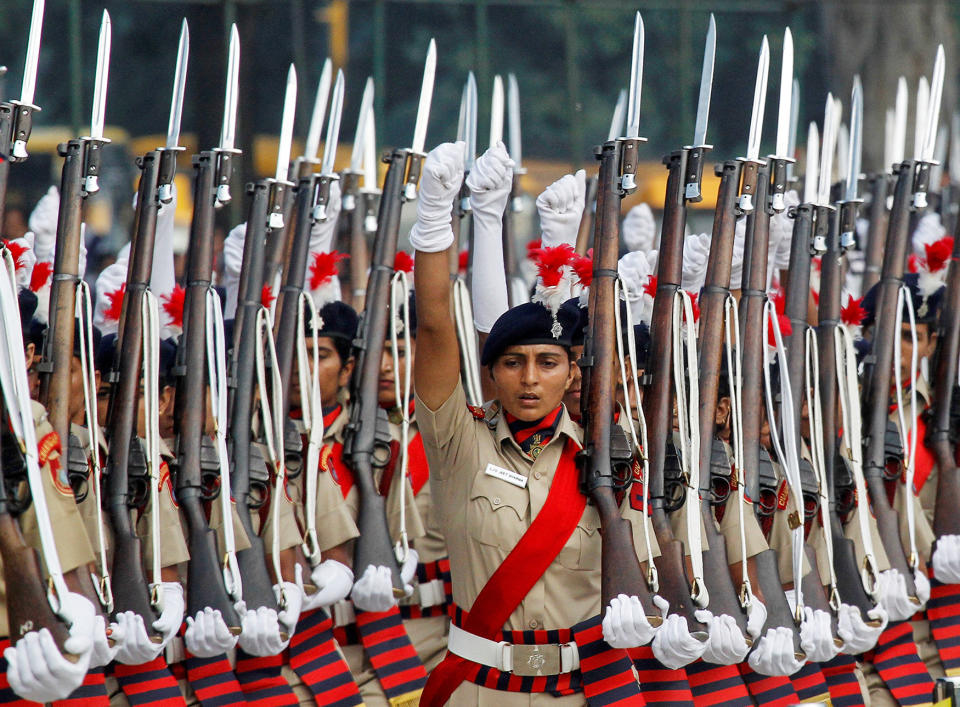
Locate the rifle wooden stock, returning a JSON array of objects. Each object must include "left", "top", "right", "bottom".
[
  {"left": 580, "top": 141, "right": 656, "bottom": 616},
  {"left": 735, "top": 165, "right": 802, "bottom": 652},
  {"left": 102, "top": 151, "right": 164, "bottom": 637},
  {"left": 641, "top": 151, "right": 716, "bottom": 634},
  {"left": 816, "top": 208, "right": 877, "bottom": 614},
  {"left": 863, "top": 174, "right": 890, "bottom": 294},
  {"left": 227, "top": 180, "right": 280, "bottom": 614},
  {"left": 343, "top": 150, "right": 408, "bottom": 589},
  {"left": 861, "top": 161, "right": 919, "bottom": 597},
  {"left": 173, "top": 152, "right": 241, "bottom": 627},
  {"left": 929, "top": 212, "right": 960, "bottom": 538},
  {"left": 574, "top": 176, "right": 598, "bottom": 256}
]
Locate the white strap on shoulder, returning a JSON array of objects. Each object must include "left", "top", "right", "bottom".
[
  {"left": 893, "top": 285, "right": 919, "bottom": 570},
  {"left": 141, "top": 289, "right": 164, "bottom": 593},
  {"left": 297, "top": 292, "right": 324, "bottom": 565},
  {"left": 390, "top": 271, "right": 413, "bottom": 563}
]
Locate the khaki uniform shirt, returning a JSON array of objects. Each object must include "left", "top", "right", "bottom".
[
  {"left": 69, "top": 423, "right": 113, "bottom": 559},
  {"left": 136, "top": 439, "right": 190, "bottom": 569},
  {"left": 716, "top": 440, "right": 768, "bottom": 565}
]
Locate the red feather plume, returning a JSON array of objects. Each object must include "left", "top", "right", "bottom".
[
  {"left": 309, "top": 250, "right": 348, "bottom": 290},
  {"left": 262, "top": 284, "right": 275, "bottom": 309},
  {"left": 767, "top": 311, "right": 792, "bottom": 347},
  {"left": 688, "top": 291, "right": 700, "bottom": 323},
  {"left": 924, "top": 236, "right": 954, "bottom": 273},
  {"left": 525, "top": 239, "right": 542, "bottom": 262},
  {"left": 30, "top": 261, "right": 52, "bottom": 292},
  {"left": 458, "top": 249, "right": 469, "bottom": 274},
  {"left": 104, "top": 284, "right": 126, "bottom": 323},
  {"left": 161, "top": 285, "right": 185, "bottom": 329},
  {"left": 570, "top": 253, "right": 593, "bottom": 288},
  {"left": 841, "top": 294, "right": 867, "bottom": 327},
  {"left": 907, "top": 253, "right": 920, "bottom": 273},
  {"left": 533, "top": 244, "right": 574, "bottom": 288},
  {"left": 642, "top": 274, "right": 658, "bottom": 299},
  {"left": 771, "top": 288, "right": 787, "bottom": 316},
  {"left": 3, "top": 240, "right": 28, "bottom": 271},
  {"left": 810, "top": 287, "right": 820, "bottom": 306},
  {"left": 394, "top": 250, "right": 414, "bottom": 274}
]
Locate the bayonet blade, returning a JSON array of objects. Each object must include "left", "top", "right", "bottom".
[
  {"left": 931, "top": 124, "right": 947, "bottom": 189},
  {"left": 607, "top": 88, "right": 626, "bottom": 143},
  {"left": 836, "top": 123, "right": 849, "bottom": 192},
  {"left": 507, "top": 72, "right": 522, "bottom": 168},
  {"left": 774, "top": 27, "right": 793, "bottom": 157},
  {"left": 165, "top": 19, "right": 189, "bottom": 149},
  {"left": 950, "top": 112, "right": 960, "bottom": 183},
  {"left": 304, "top": 58, "right": 332, "bottom": 162},
  {"left": 350, "top": 77, "right": 374, "bottom": 173},
  {"left": 275, "top": 64, "right": 297, "bottom": 182},
  {"left": 19, "top": 0, "right": 44, "bottom": 107},
  {"left": 788, "top": 78, "right": 800, "bottom": 159},
  {"left": 456, "top": 81, "right": 467, "bottom": 143},
  {"left": 845, "top": 76, "right": 862, "bottom": 202},
  {"left": 894, "top": 76, "right": 908, "bottom": 165},
  {"left": 625, "top": 12, "right": 644, "bottom": 139},
  {"left": 692, "top": 13, "right": 716, "bottom": 147},
  {"left": 817, "top": 94, "right": 837, "bottom": 205},
  {"left": 914, "top": 76, "right": 929, "bottom": 162},
  {"left": 362, "top": 105, "right": 377, "bottom": 190},
  {"left": 923, "top": 44, "right": 945, "bottom": 162},
  {"left": 411, "top": 38, "right": 436, "bottom": 153},
  {"left": 320, "top": 69, "right": 344, "bottom": 175},
  {"left": 219, "top": 24, "right": 240, "bottom": 151},
  {"left": 746, "top": 35, "right": 770, "bottom": 161},
  {"left": 465, "top": 71, "right": 477, "bottom": 171},
  {"left": 489, "top": 74, "right": 504, "bottom": 149},
  {"left": 89, "top": 10, "right": 111, "bottom": 140},
  {"left": 804, "top": 121, "right": 819, "bottom": 204},
  {"left": 884, "top": 108, "right": 895, "bottom": 171}
]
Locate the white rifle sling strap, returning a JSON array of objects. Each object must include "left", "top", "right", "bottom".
[
  {"left": 205, "top": 287, "right": 241, "bottom": 601},
  {"left": 255, "top": 306, "right": 289, "bottom": 607},
  {"left": 893, "top": 285, "right": 919, "bottom": 570},
  {"left": 141, "top": 289, "right": 164, "bottom": 595},
  {"left": 390, "top": 271, "right": 413, "bottom": 562},
  {"left": 0, "top": 259, "right": 70, "bottom": 605},
  {"left": 614, "top": 277, "right": 656, "bottom": 586},
  {"left": 804, "top": 327, "right": 840, "bottom": 608},
  {"left": 672, "top": 289, "right": 707, "bottom": 607},
  {"left": 76, "top": 280, "right": 113, "bottom": 611},
  {"left": 296, "top": 292, "right": 323, "bottom": 565},
  {"left": 724, "top": 294, "right": 754, "bottom": 607},
  {"left": 835, "top": 323, "right": 880, "bottom": 597},
  {"left": 762, "top": 299, "right": 805, "bottom": 617},
  {"left": 452, "top": 276, "right": 483, "bottom": 408}
]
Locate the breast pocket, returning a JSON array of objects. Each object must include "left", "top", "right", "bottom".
[
  {"left": 466, "top": 470, "right": 530, "bottom": 553},
  {"left": 558, "top": 503, "right": 602, "bottom": 571}
]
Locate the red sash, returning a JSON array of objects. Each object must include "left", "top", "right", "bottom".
[
  {"left": 907, "top": 413, "right": 936, "bottom": 492},
  {"left": 421, "top": 439, "right": 588, "bottom": 706}
]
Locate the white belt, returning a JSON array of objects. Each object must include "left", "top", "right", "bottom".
[
  {"left": 447, "top": 623, "right": 580, "bottom": 677},
  {"left": 332, "top": 579, "right": 447, "bottom": 627}
]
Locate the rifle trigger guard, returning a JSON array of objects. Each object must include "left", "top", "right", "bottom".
[
  {"left": 302, "top": 530, "right": 320, "bottom": 565},
  {"left": 739, "top": 579, "right": 754, "bottom": 610},
  {"left": 647, "top": 565, "right": 659, "bottom": 593},
  {"left": 828, "top": 585, "right": 841, "bottom": 612},
  {"left": 862, "top": 555, "right": 879, "bottom": 598},
  {"left": 95, "top": 573, "right": 114, "bottom": 613}
]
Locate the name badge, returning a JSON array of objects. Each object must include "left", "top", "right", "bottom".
[{"left": 484, "top": 463, "right": 528, "bottom": 489}]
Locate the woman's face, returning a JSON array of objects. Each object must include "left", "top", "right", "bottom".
[{"left": 491, "top": 344, "right": 575, "bottom": 422}]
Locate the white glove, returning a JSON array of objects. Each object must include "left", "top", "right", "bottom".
[
  {"left": 912, "top": 211, "right": 946, "bottom": 258},
  {"left": 746, "top": 597, "right": 768, "bottom": 640},
  {"left": 88, "top": 614, "right": 119, "bottom": 668},
  {"left": 350, "top": 565, "right": 397, "bottom": 613},
  {"left": 622, "top": 203, "right": 657, "bottom": 254},
  {"left": 837, "top": 602, "right": 887, "bottom": 654},
  {"left": 299, "top": 560, "right": 354, "bottom": 611},
  {"left": 151, "top": 582, "right": 185, "bottom": 646},
  {"left": 602, "top": 594, "right": 658, "bottom": 649},
  {"left": 617, "top": 250, "right": 657, "bottom": 325},
  {"left": 468, "top": 143, "right": 514, "bottom": 333},
  {"left": 222, "top": 222, "right": 247, "bottom": 319},
  {"left": 151, "top": 186, "right": 177, "bottom": 300},
  {"left": 650, "top": 595, "right": 707, "bottom": 668},
  {"left": 399, "top": 548, "right": 419, "bottom": 596},
  {"left": 409, "top": 142, "right": 466, "bottom": 253},
  {"left": 876, "top": 568, "right": 919, "bottom": 622},
  {"left": 747, "top": 626, "right": 805, "bottom": 676},
  {"left": 309, "top": 180, "right": 343, "bottom": 249},
  {"left": 28, "top": 186, "right": 60, "bottom": 262},
  {"left": 800, "top": 606, "right": 839, "bottom": 663},
  {"left": 681, "top": 232, "right": 711, "bottom": 292},
  {"left": 914, "top": 567, "right": 930, "bottom": 606},
  {"left": 184, "top": 607, "right": 238, "bottom": 658},
  {"left": 536, "top": 169, "right": 586, "bottom": 249},
  {"left": 932, "top": 535, "right": 960, "bottom": 583},
  {"left": 113, "top": 611, "right": 164, "bottom": 665},
  {"left": 6, "top": 237, "right": 36, "bottom": 290},
  {"left": 235, "top": 600, "right": 287, "bottom": 656},
  {"left": 695, "top": 609, "right": 750, "bottom": 665},
  {"left": 770, "top": 190, "right": 801, "bottom": 272},
  {"left": 728, "top": 217, "right": 748, "bottom": 289}
]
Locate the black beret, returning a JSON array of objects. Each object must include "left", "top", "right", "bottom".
[
  {"left": 481, "top": 302, "right": 576, "bottom": 366},
  {"left": 95, "top": 333, "right": 116, "bottom": 375},
  {"left": 18, "top": 289, "right": 38, "bottom": 344},
  {"left": 861, "top": 272, "right": 945, "bottom": 328},
  {"left": 560, "top": 298, "right": 588, "bottom": 347},
  {"left": 313, "top": 300, "right": 360, "bottom": 343},
  {"left": 158, "top": 337, "right": 178, "bottom": 388},
  {"left": 73, "top": 319, "right": 102, "bottom": 359}
]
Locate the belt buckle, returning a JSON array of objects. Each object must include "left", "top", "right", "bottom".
[{"left": 510, "top": 643, "right": 561, "bottom": 677}]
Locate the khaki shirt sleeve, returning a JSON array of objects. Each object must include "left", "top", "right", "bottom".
[
  {"left": 719, "top": 494, "right": 768, "bottom": 564},
  {"left": 137, "top": 473, "right": 190, "bottom": 568},
  {"left": 844, "top": 504, "right": 890, "bottom": 572},
  {"left": 209, "top": 498, "right": 252, "bottom": 553},
  {"left": 259, "top": 488, "right": 303, "bottom": 553},
  {"left": 668, "top": 503, "right": 710, "bottom": 556},
  {"left": 767, "top": 505, "right": 810, "bottom": 582},
  {"left": 620, "top": 495, "right": 660, "bottom": 561},
  {"left": 313, "top": 469, "right": 358, "bottom": 551},
  {"left": 415, "top": 381, "right": 477, "bottom": 484},
  {"left": 894, "top": 483, "right": 935, "bottom": 563}
]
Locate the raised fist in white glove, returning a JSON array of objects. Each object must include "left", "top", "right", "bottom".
[
  {"left": 299, "top": 560, "right": 354, "bottom": 611},
  {"left": 681, "top": 232, "right": 711, "bottom": 292},
  {"left": 800, "top": 606, "right": 840, "bottom": 663},
  {"left": 745, "top": 597, "right": 768, "bottom": 640},
  {"left": 933, "top": 535, "right": 960, "bottom": 583},
  {"left": 602, "top": 594, "right": 658, "bottom": 649},
  {"left": 837, "top": 602, "right": 887, "bottom": 654},
  {"left": 310, "top": 180, "right": 343, "bottom": 249},
  {"left": 235, "top": 600, "right": 287, "bottom": 656},
  {"left": 275, "top": 582, "right": 303, "bottom": 643},
  {"left": 88, "top": 614, "right": 119, "bottom": 668},
  {"left": 748, "top": 625, "right": 805, "bottom": 676},
  {"left": 351, "top": 565, "right": 397, "bottom": 613},
  {"left": 695, "top": 609, "right": 750, "bottom": 665},
  {"left": 536, "top": 169, "right": 586, "bottom": 249},
  {"left": 151, "top": 582, "right": 185, "bottom": 646},
  {"left": 5, "top": 591, "right": 95, "bottom": 703},
  {"left": 113, "top": 611, "right": 164, "bottom": 665},
  {"left": 467, "top": 142, "right": 514, "bottom": 216},
  {"left": 184, "top": 607, "right": 238, "bottom": 658},
  {"left": 876, "top": 568, "right": 920, "bottom": 622},
  {"left": 650, "top": 596, "right": 707, "bottom": 668},
  {"left": 622, "top": 203, "right": 657, "bottom": 254},
  {"left": 770, "top": 190, "right": 801, "bottom": 272},
  {"left": 409, "top": 142, "right": 466, "bottom": 253},
  {"left": 28, "top": 186, "right": 60, "bottom": 261}
]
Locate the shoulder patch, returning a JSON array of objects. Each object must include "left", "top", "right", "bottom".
[
  {"left": 777, "top": 479, "right": 789, "bottom": 510},
  {"left": 467, "top": 404, "right": 485, "bottom": 420}
]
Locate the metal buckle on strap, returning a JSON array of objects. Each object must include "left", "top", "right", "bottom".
[{"left": 508, "top": 643, "right": 562, "bottom": 677}]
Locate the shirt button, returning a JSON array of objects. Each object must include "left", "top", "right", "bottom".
[
  {"left": 492, "top": 497, "right": 501, "bottom": 506},
  {"left": 528, "top": 619, "right": 540, "bottom": 629},
  {"left": 534, "top": 471, "right": 543, "bottom": 480}
]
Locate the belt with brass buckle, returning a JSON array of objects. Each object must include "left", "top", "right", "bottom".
[
  {"left": 508, "top": 643, "right": 563, "bottom": 677},
  {"left": 447, "top": 623, "right": 579, "bottom": 677}
]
